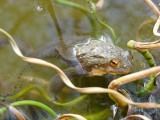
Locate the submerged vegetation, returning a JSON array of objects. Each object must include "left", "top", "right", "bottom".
[{"left": 0, "top": 0, "right": 160, "bottom": 119}]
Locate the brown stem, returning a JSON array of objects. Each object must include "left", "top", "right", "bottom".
[
  {"left": 144, "top": 0, "right": 160, "bottom": 17},
  {"left": 108, "top": 65, "right": 160, "bottom": 90},
  {"left": 129, "top": 39, "right": 160, "bottom": 50},
  {"left": 153, "top": 16, "right": 160, "bottom": 36},
  {"left": 136, "top": 19, "right": 156, "bottom": 41}
]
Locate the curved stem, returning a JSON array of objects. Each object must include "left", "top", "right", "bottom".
[
  {"left": 127, "top": 40, "right": 156, "bottom": 95},
  {"left": 5, "top": 84, "right": 88, "bottom": 106},
  {"left": 5, "top": 85, "right": 50, "bottom": 101},
  {"left": 0, "top": 100, "right": 57, "bottom": 117},
  {"left": 52, "top": 95, "right": 88, "bottom": 106},
  {"left": 54, "top": 0, "right": 117, "bottom": 40},
  {"left": 153, "top": 16, "right": 160, "bottom": 36},
  {"left": 54, "top": 0, "right": 98, "bottom": 37},
  {"left": 89, "top": 0, "right": 117, "bottom": 42},
  {"left": 144, "top": 0, "right": 160, "bottom": 17},
  {"left": 136, "top": 19, "right": 156, "bottom": 41}
]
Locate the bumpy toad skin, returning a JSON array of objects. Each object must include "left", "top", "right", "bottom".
[{"left": 75, "top": 39, "right": 132, "bottom": 76}]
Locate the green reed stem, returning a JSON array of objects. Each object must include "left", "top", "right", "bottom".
[
  {"left": 136, "top": 50, "right": 156, "bottom": 95},
  {"left": 53, "top": 95, "right": 88, "bottom": 106},
  {"left": 88, "top": 0, "right": 117, "bottom": 42},
  {"left": 127, "top": 40, "right": 156, "bottom": 95},
  {"left": 97, "top": 19, "right": 117, "bottom": 41},
  {"left": 47, "top": 0, "right": 67, "bottom": 49},
  {"left": 53, "top": 0, "right": 117, "bottom": 40},
  {"left": 5, "top": 85, "right": 50, "bottom": 101},
  {"left": 5, "top": 84, "right": 88, "bottom": 106},
  {"left": 0, "top": 100, "right": 57, "bottom": 117},
  {"left": 136, "top": 50, "right": 156, "bottom": 68},
  {"left": 53, "top": 0, "right": 98, "bottom": 37}
]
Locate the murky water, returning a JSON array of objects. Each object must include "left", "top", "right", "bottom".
[{"left": 0, "top": 0, "right": 159, "bottom": 119}]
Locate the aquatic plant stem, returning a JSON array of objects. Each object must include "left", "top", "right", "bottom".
[
  {"left": 136, "top": 19, "right": 156, "bottom": 41},
  {"left": 144, "top": 0, "right": 160, "bottom": 17},
  {"left": 6, "top": 85, "right": 50, "bottom": 101},
  {"left": 137, "top": 50, "right": 156, "bottom": 67},
  {"left": 97, "top": 19, "right": 117, "bottom": 41},
  {"left": 153, "top": 16, "right": 160, "bottom": 36},
  {"left": 53, "top": 95, "right": 88, "bottom": 106},
  {"left": 47, "top": 0, "right": 67, "bottom": 49},
  {"left": 127, "top": 40, "right": 156, "bottom": 95},
  {"left": 88, "top": 0, "right": 117, "bottom": 42},
  {"left": 53, "top": 0, "right": 98, "bottom": 37},
  {"left": 5, "top": 84, "right": 88, "bottom": 106},
  {"left": 137, "top": 50, "right": 156, "bottom": 95},
  {"left": 53, "top": 0, "right": 116, "bottom": 40},
  {"left": 144, "top": 0, "right": 160, "bottom": 37},
  {"left": 0, "top": 100, "right": 57, "bottom": 117},
  {"left": 127, "top": 40, "right": 156, "bottom": 67}
]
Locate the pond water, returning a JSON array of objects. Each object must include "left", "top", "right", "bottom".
[{"left": 0, "top": 0, "right": 160, "bottom": 119}]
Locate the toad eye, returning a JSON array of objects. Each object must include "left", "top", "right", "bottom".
[{"left": 109, "top": 58, "right": 120, "bottom": 67}]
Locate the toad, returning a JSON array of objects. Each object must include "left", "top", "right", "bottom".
[{"left": 34, "top": 36, "right": 132, "bottom": 99}]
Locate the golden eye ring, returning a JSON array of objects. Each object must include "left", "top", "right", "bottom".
[{"left": 109, "top": 58, "right": 120, "bottom": 67}]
